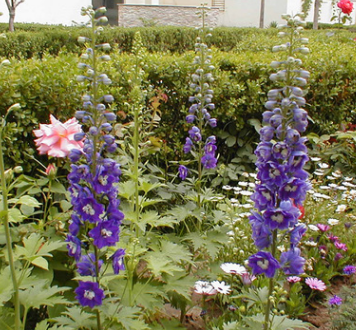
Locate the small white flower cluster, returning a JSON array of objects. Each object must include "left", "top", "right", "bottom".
[{"left": 194, "top": 280, "right": 231, "bottom": 295}]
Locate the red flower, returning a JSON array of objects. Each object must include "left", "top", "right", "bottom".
[{"left": 337, "top": 0, "right": 354, "bottom": 15}]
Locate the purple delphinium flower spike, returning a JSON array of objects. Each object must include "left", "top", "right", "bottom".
[
  {"left": 180, "top": 18, "right": 218, "bottom": 178},
  {"left": 66, "top": 6, "right": 125, "bottom": 309},
  {"left": 248, "top": 16, "right": 311, "bottom": 282}
]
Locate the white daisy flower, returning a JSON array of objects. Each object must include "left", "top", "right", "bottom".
[
  {"left": 313, "top": 192, "right": 331, "bottom": 199},
  {"left": 240, "top": 190, "right": 253, "bottom": 196},
  {"left": 194, "top": 281, "right": 217, "bottom": 295},
  {"left": 222, "top": 185, "right": 233, "bottom": 191},
  {"left": 211, "top": 281, "right": 231, "bottom": 295},
  {"left": 314, "top": 170, "right": 325, "bottom": 176},
  {"left": 238, "top": 181, "right": 249, "bottom": 187},
  {"left": 337, "top": 186, "right": 347, "bottom": 191},
  {"left": 343, "top": 182, "right": 356, "bottom": 188},
  {"left": 304, "top": 241, "right": 318, "bottom": 247},
  {"left": 336, "top": 204, "right": 347, "bottom": 213},
  {"left": 344, "top": 177, "right": 354, "bottom": 181},
  {"left": 327, "top": 218, "right": 339, "bottom": 226},
  {"left": 221, "top": 263, "right": 247, "bottom": 275},
  {"left": 318, "top": 163, "right": 329, "bottom": 169},
  {"left": 332, "top": 171, "right": 342, "bottom": 178},
  {"left": 308, "top": 225, "right": 319, "bottom": 231}
]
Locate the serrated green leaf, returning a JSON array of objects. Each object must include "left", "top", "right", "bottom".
[
  {"left": 146, "top": 255, "right": 182, "bottom": 277},
  {"left": 164, "top": 273, "right": 195, "bottom": 301},
  {"left": 34, "top": 320, "right": 49, "bottom": 330},
  {"left": 139, "top": 180, "right": 162, "bottom": 194},
  {"left": 19, "top": 281, "right": 69, "bottom": 310},
  {"left": 0, "top": 267, "right": 15, "bottom": 303},
  {"left": 146, "top": 215, "right": 178, "bottom": 229},
  {"left": 119, "top": 181, "right": 136, "bottom": 199},
  {"left": 160, "top": 240, "right": 193, "bottom": 264},
  {"left": 53, "top": 306, "right": 96, "bottom": 329}
]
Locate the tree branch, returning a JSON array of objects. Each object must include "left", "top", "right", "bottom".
[{"left": 15, "top": 0, "right": 25, "bottom": 9}]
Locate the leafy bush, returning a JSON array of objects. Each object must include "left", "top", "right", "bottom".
[{"left": 2, "top": 28, "right": 356, "bottom": 176}]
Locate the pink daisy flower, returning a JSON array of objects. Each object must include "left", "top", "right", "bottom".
[
  {"left": 305, "top": 277, "right": 326, "bottom": 291},
  {"left": 287, "top": 276, "right": 302, "bottom": 283},
  {"left": 334, "top": 242, "right": 348, "bottom": 251},
  {"left": 317, "top": 224, "right": 331, "bottom": 232}
]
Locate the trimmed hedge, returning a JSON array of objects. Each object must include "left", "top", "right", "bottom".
[
  {"left": 1, "top": 28, "right": 356, "bottom": 174},
  {"left": 1, "top": 24, "right": 355, "bottom": 58}
]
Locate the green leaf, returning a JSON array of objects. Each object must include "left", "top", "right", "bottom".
[
  {"left": 31, "top": 256, "right": 49, "bottom": 270},
  {"left": 226, "top": 135, "right": 237, "bottom": 147},
  {"left": 164, "top": 273, "right": 195, "bottom": 301},
  {"left": 19, "top": 280, "right": 69, "bottom": 310},
  {"left": 0, "top": 267, "right": 15, "bottom": 303},
  {"left": 271, "top": 315, "right": 311, "bottom": 330},
  {"left": 8, "top": 195, "right": 41, "bottom": 208},
  {"left": 146, "top": 255, "right": 182, "bottom": 277},
  {"left": 160, "top": 240, "right": 193, "bottom": 264},
  {"left": 115, "top": 306, "right": 150, "bottom": 330},
  {"left": 34, "top": 320, "right": 49, "bottom": 330},
  {"left": 50, "top": 181, "right": 67, "bottom": 194},
  {"left": 8, "top": 208, "right": 26, "bottom": 223},
  {"left": 139, "top": 180, "right": 162, "bottom": 194},
  {"left": 53, "top": 306, "right": 96, "bottom": 329},
  {"left": 119, "top": 181, "right": 136, "bottom": 199}
]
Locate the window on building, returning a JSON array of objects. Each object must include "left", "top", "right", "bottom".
[{"left": 212, "top": 0, "right": 225, "bottom": 11}]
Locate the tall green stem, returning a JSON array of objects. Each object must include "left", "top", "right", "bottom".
[
  {"left": 0, "top": 125, "right": 20, "bottom": 330},
  {"left": 264, "top": 230, "right": 277, "bottom": 330}
]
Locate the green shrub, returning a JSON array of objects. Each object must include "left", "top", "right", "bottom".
[{"left": 1, "top": 28, "right": 356, "bottom": 176}]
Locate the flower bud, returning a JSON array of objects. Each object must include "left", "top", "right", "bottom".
[
  {"left": 100, "top": 55, "right": 111, "bottom": 61},
  {"left": 96, "top": 6, "right": 107, "bottom": 14},
  {"left": 8, "top": 103, "right": 21, "bottom": 111},
  {"left": 77, "top": 36, "right": 87, "bottom": 43},
  {"left": 74, "top": 132, "right": 86, "bottom": 141},
  {"left": 4, "top": 168, "right": 14, "bottom": 181},
  {"left": 100, "top": 43, "right": 111, "bottom": 50},
  {"left": 104, "top": 112, "right": 116, "bottom": 121},
  {"left": 89, "top": 126, "right": 98, "bottom": 135},
  {"left": 97, "top": 16, "right": 108, "bottom": 23},
  {"left": 1, "top": 59, "right": 11, "bottom": 66},
  {"left": 103, "top": 94, "right": 114, "bottom": 103},
  {"left": 13, "top": 166, "right": 23, "bottom": 174},
  {"left": 45, "top": 164, "right": 57, "bottom": 179}
]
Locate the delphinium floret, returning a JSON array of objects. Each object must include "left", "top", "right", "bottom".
[{"left": 65, "top": 6, "right": 124, "bottom": 314}]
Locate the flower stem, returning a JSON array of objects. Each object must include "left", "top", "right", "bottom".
[{"left": 0, "top": 125, "right": 21, "bottom": 330}]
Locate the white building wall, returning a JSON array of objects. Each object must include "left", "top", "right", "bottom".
[
  {"left": 219, "top": 0, "right": 288, "bottom": 27},
  {"left": 0, "top": 0, "right": 91, "bottom": 26},
  {"left": 0, "top": 0, "right": 355, "bottom": 27}
]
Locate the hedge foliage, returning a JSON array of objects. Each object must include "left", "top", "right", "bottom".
[
  {"left": 1, "top": 23, "right": 356, "bottom": 58},
  {"left": 1, "top": 27, "right": 356, "bottom": 174}
]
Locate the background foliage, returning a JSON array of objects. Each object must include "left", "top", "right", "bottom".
[{"left": 1, "top": 26, "right": 356, "bottom": 176}]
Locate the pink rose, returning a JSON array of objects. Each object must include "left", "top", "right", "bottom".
[
  {"left": 337, "top": 0, "right": 353, "bottom": 15},
  {"left": 34, "top": 115, "right": 84, "bottom": 158}
]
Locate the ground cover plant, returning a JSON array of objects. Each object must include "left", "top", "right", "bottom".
[{"left": 1, "top": 4, "right": 356, "bottom": 330}]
